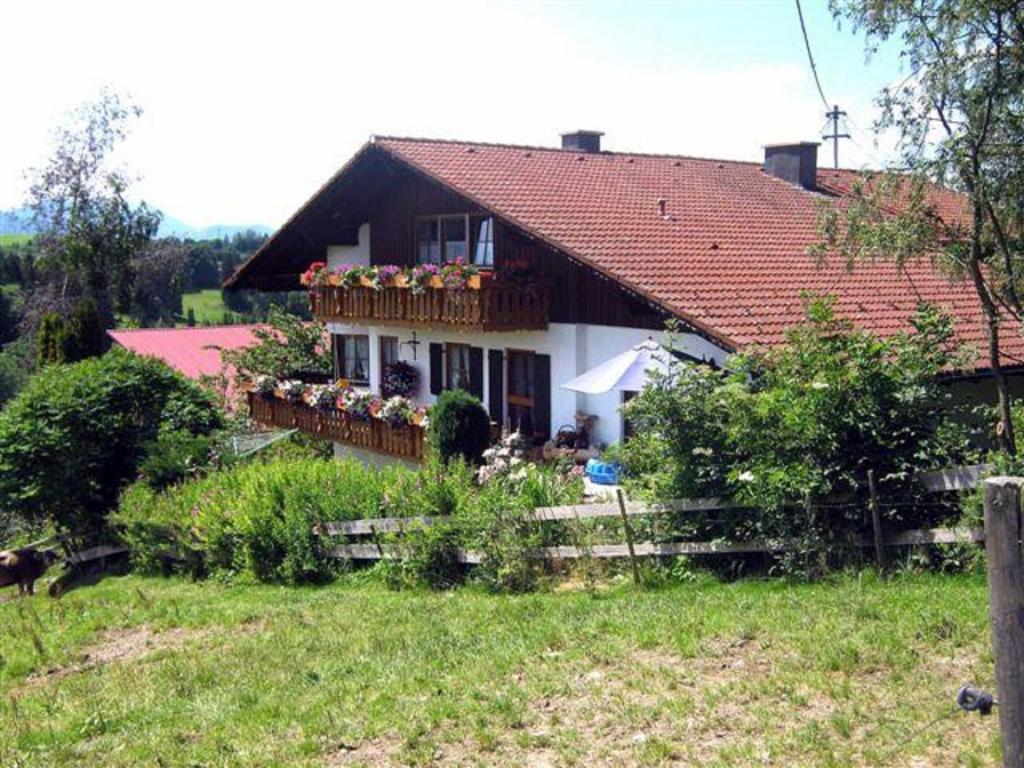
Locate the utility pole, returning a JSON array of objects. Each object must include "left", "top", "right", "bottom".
[{"left": 823, "top": 104, "right": 850, "bottom": 170}]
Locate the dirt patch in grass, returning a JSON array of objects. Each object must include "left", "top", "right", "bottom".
[
  {"left": 325, "top": 737, "right": 397, "bottom": 767},
  {"left": 403, "top": 637, "right": 988, "bottom": 768},
  {"left": 16, "top": 625, "right": 211, "bottom": 692}
]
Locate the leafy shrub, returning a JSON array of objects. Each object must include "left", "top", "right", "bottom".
[
  {"left": 0, "top": 349, "right": 222, "bottom": 531},
  {"left": 115, "top": 456, "right": 439, "bottom": 584},
  {"left": 621, "top": 298, "right": 977, "bottom": 569},
  {"left": 379, "top": 520, "right": 464, "bottom": 590},
  {"left": 138, "top": 428, "right": 217, "bottom": 491},
  {"left": 429, "top": 389, "right": 491, "bottom": 465}
]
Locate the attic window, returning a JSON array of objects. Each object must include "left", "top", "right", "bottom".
[{"left": 417, "top": 214, "right": 494, "bottom": 266}]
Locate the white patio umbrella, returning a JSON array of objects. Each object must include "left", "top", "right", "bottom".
[{"left": 561, "top": 340, "right": 674, "bottom": 394}]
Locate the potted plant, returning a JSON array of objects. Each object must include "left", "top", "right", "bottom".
[
  {"left": 381, "top": 395, "right": 415, "bottom": 429},
  {"left": 252, "top": 375, "right": 277, "bottom": 398},
  {"left": 407, "top": 264, "right": 441, "bottom": 295},
  {"left": 279, "top": 379, "right": 307, "bottom": 403},
  {"left": 381, "top": 360, "right": 419, "bottom": 398},
  {"left": 440, "top": 258, "right": 481, "bottom": 290},
  {"left": 299, "top": 261, "right": 329, "bottom": 287}
]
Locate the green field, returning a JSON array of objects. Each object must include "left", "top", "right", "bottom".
[
  {"left": 0, "top": 233, "right": 32, "bottom": 247},
  {"left": 0, "top": 572, "right": 1000, "bottom": 767},
  {"left": 181, "top": 289, "right": 231, "bottom": 325}
]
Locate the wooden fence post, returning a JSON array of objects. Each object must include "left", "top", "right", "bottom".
[
  {"left": 867, "top": 469, "right": 886, "bottom": 574},
  {"left": 616, "top": 489, "right": 642, "bottom": 587},
  {"left": 984, "top": 476, "right": 1024, "bottom": 768}
]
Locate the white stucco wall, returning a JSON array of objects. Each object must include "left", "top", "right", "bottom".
[
  {"left": 326, "top": 223, "right": 371, "bottom": 268},
  {"left": 326, "top": 320, "right": 729, "bottom": 448}
]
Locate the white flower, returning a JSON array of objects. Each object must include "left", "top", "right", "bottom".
[
  {"left": 691, "top": 447, "right": 713, "bottom": 457},
  {"left": 811, "top": 381, "right": 829, "bottom": 390},
  {"left": 738, "top": 470, "right": 755, "bottom": 483},
  {"left": 510, "top": 457, "right": 523, "bottom": 466}
]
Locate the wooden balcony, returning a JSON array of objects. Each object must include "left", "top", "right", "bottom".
[
  {"left": 248, "top": 392, "right": 425, "bottom": 461},
  {"left": 310, "top": 281, "right": 548, "bottom": 331}
]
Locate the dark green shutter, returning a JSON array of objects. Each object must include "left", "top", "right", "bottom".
[
  {"left": 488, "top": 349, "right": 504, "bottom": 424},
  {"left": 534, "top": 353, "right": 551, "bottom": 440},
  {"left": 429, "top": 343, "right": 443, "bottom": 395},
  {"left": 469, "top": 347, "right": 484, "bottom": 400}
]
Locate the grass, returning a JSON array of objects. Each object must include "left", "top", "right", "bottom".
[
  {"left": 0, "top": 233, "right": 32, "bottom": 247},
  {"left": 181, "top": 288, "right": 231, "bottom": 325},
  {"left": 0, "top": 571, "right": 1000, "bottom": 767}
]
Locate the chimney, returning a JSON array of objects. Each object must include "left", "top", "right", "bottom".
[
  {"left": 763, "top": 142, "right": 819, "bottom": 190},
  {"left": 561, "top": 130, "right": 604, "bottom": 153}
]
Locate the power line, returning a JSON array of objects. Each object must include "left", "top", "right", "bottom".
[
  {"left": 795, "top": 0, "right": 850, "bottom": 169},
  {"left": 795, "top": 0, "right": 830, "bottom": 109}
]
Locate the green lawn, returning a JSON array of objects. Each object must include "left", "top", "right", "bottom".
[
  {"left": 0, "top": 572, "right": 999, "bottom": 767},
  {"left": 0, "top": 233, "right": 32, "bottom": 247},
  {"left": 181, "top": 288, "right": 230, "bottom": 325}
]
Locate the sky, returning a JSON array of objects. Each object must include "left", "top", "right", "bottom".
[{"left": 0, "top": 0, "right": 905, "bottom": 229}]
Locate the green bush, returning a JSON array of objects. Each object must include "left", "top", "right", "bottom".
[
  {"left": 0, "top": 348, "right": 222, "bottom": 532},
  {"left": 429, "top": 389, "right": 491, "bottom": 465},
  {"left": 621, "top": 298, "right": 978, "bottom": 571},
  {"left": 115, "top": 456, "right": 430, "bottom": 584},
  {"left": 138, "top": 428, "right": 217, "bottom": 491}
]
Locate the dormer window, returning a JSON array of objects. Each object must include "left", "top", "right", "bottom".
[{"left": 416, "top": 214, "right": 494, "bottom": 267}]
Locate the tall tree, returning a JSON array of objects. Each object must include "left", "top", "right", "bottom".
[
  {"left": 27, "top": 90, "right": 160, "bottom": 329},
  {"left": 820, "top": 1, "right": 1024, "bottom": 454}
]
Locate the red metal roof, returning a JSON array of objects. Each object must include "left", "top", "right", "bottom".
[
  {"left": 374, "top": 137, "right": 1016, "bottom": 369},
  {"left": 108, "top": 325, "right": 261, "bottom": 382}
]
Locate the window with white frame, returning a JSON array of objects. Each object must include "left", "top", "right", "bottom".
[
  {"left": 417, "top": 214, "right": 494, "bottom": 266},
  {"left": 335, "top": 334, "right": 370, "bottom": 385}
]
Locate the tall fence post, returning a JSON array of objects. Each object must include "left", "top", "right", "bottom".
[
  {"left": 984, "top": 476, "right": 1024, "bottom": 768},
  {"left": 616, "top": 489, "right": 642, "bottom": 587},
  {"left": 867, "top": 469, "right": 886, "bottom": 574}
]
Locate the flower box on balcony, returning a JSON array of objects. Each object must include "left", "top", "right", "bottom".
[{"left": 247, "top": 391, "right": 425, "bottom": 460}]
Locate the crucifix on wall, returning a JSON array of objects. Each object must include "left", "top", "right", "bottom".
[{"left": 402, "top": 331, "right": 422, "bottom": 360}]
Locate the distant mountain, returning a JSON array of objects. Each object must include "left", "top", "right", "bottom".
[
  {"left": 0, "top": 206, "right": 272, "bottom": 241},
  {"left": 157, "top": 218, "right": 273, "bottom": 240},
  {"left": 0, "top": 207, "right": 34, "bottom": 235}
]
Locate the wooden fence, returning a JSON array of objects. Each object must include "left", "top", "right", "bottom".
[{"left": 315, "top": 466, "right": 990, "bottom": 570}]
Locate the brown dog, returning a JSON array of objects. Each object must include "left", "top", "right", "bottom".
[{"left": 0, "top": 548, "right": 59, "bottom": 596}]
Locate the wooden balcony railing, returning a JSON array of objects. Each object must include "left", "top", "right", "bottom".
[
  {"left": 248, "top": 392, "right": 425, "bottom": 461},
  {"left": 310, "top": 282, "right": 549, "bottom": 331}
]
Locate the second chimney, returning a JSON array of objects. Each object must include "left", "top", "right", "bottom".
[
  {"left": 763, "top": 142, "right": 819, "bottom": 190},
  {"left": 561, "top": 130, "right": 604, "bottom": 153}
]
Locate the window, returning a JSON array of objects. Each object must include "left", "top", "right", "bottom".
[
  {"left": 417, "top": 214, "right": 493, "bottom": 265},
  {"left": 472, "top": 216, "right": 494, "bottom": 266},
  {"left": 442, "top": 216, "right": 467, "bottom": 261},
  {"left": 416, "top": 218, "right": 440, "bottom": 264},
  {"left": 380, "top": 336, "right": 400, "bottom": 367},
  {"left": 446, "top": 343, "right": 472, "bottom": 391},
  {"left": 507, "top": 350, "right": 536, "bottom": 437},
  {"left": 335, "top": 334, "right": 370, "bottom": 384}
]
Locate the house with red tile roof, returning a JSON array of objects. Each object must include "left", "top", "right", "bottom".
[
  {"left": 108, "top": 325, "right": 261, "bottom": 398},
  {"left": 226, "top": 132, "right": 1012, "bottom": 462}
]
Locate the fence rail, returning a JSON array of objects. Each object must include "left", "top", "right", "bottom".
[
  {"left": 324, "top": 526, "right": 984, "bottom": 564},
  {"left": 315, "top": 472, "right": 987, "bottom": 568}
]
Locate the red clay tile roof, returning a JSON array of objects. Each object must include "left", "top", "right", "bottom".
[
  {"left": 108, "top": 325, "right": 261, "bottom": 384},
  {"left": 374, "top": 137, "right": 1018, "bottom": 369}
]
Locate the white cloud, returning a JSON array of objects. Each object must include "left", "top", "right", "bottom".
[{"left": 0, "top": 0, "right": 894, "bottom": 228}]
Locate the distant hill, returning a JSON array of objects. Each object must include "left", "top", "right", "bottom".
[
  {"left": 156, "top": 217, "right": 273, "bottom": 240},
  {"left": 0, "top": 207, "right": 33, "bottom": 235},
  {"left": 0, "top": 206, "right": 271, "bottom": 241}
]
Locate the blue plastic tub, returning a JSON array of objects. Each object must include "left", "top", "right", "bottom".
[{"left": 585, "top": 459, "right": 622, "bottom": 485}]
